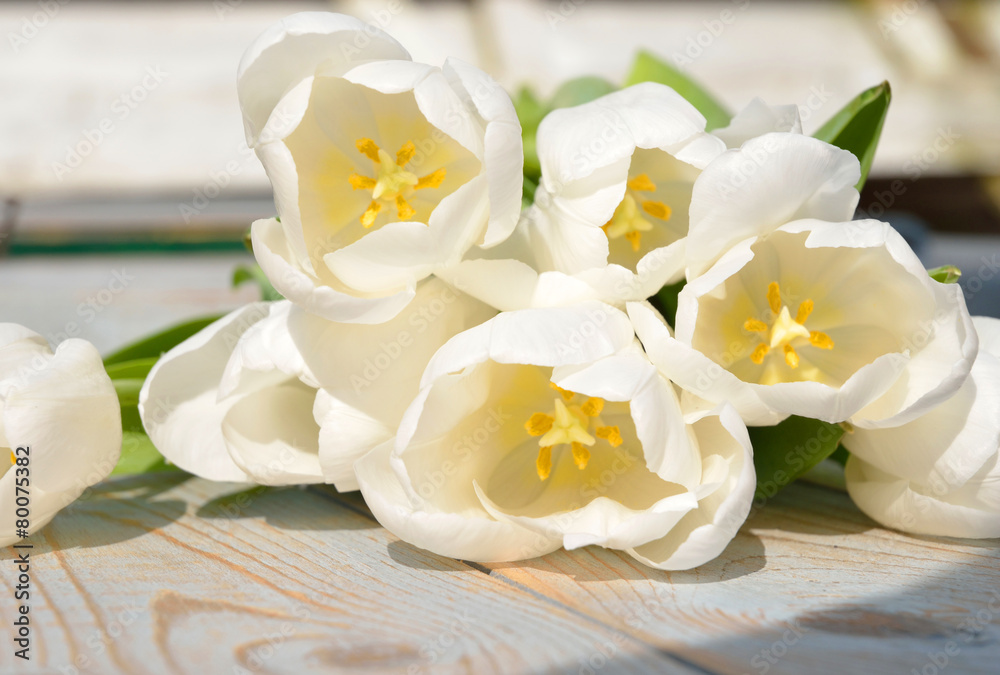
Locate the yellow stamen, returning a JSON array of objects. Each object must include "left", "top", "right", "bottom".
[
  {"left": 604, "top": 194, "right": 653, "bottom": 253},
  {"left": 525, "top": 413, "right": 554, "bottom": 437},
  {"left": 627, "top": 173, "right": 656, "bottom": 192},
  {"left": 356, "top": 138, "right": 381, "bottom": 161},
  {"left": 580, "top": 397, "right": 604, "bottom": 417},
  {"left": 415, "top": 168, "right": 447, "bottom": 190},
  {"left": 784, "top": 344, "right": 800, "bottom": 368},
  {"left": 744, "top": 318, "right": 768, "bottom": 333},
  {"left": 361, "top": 201, "right": 381, "bottom": 228},
  {"left": 396, "top": 195, "right": 416, "bottom": 220},
  {"left": 796, "top": 299, "right": 814, "bottom": 324},
  {"left": 549, "top": 381, "right": 575, "bottom": 401},
  {"left": 9, "top": 451, "right": 15, "bottom": 466},
  {"left": 809, "top": 331, "right": 835, "bottom": 350},
  {"left": 571, "top": 442, "right": 590, "bottom": 470},
  {"left": 625, "top": 231, "right": 642, "bottom": 252},
  {"left": 767, "top": 282, "right": 782, "bottom": 314},
  {"left": 641, "top": 201, "right": 671, "bottom": 220},
  {"left": 349, "top": 173, "right": 376, "bottom": 190},
  {"left": 595, "top": 426, "right": 623, "bottom": 448},
  {"left": 751, "top": 343, "right": 770, "bottom": 365},
  {"left": 396, "top": 141, "right": 416, "bottom": 166},
  {"left": 536, "top": 446, "right": 553, "bottom": 481}
]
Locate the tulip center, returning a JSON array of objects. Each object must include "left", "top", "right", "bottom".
[
  {"left": 744, "top": 281, "right": 834, "bottom": 368},
  {"left": 524, "top": 383, "right": 623, "bottom": 480},
  {"left": 602, "top": 173, "right": 672, "bottom": 252},
  {"left": 348, "top": 138, "right": 447, "bottom": 228}
]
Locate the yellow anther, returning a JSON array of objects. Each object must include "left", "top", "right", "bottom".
[
  {"left": 415, "top": 168, "right": 447, "bottom": 190},
  {"left": 396, "top": 195, "right": 416, "bottom": 220},
  {"left": 356, "top": 138, "right": 381, "bottom": 161},
  {"left": 595, "top": 425, "right": 623, "bottom": 448},
  {"left": 809, "top": 331, "right": 834, "bottom": 350},
  {"left": 580, "top": 397, "right": 604, "bottom": 417},
  {"left": 396, "top": 141, "right": 416, "bottom": 166},
  {"left": 9, "top": 451, "right": 15, "bottom": 466},
  {"left": 767, "top": 282, "right": 782, "bottom": 314},
  {"left": 536, "top": 446, "right": 553, "bottom": 481},
  {"left": 549, "top": 381, "right": 575, "bottom": 401},
  {"left": 784, "top": 344, "right": 800, "bottom": 368},
  {"left": 744, "top": 318, "right": 768, "bottom": 333},
  {"left": 750, "top": 343, "right": 770, "bottom": 365},
  {"left": 641, "top": 201, "right": 671, "bottom": 220},
  {"left": 627, "top": 173, "right": 656, "bottom": 192},
  {"left": 796, "top": 299, "right": 814, "bottom": 324},
  {"left": 361, "top": 201, "right": 381, "bottom": 228},
  {"left": 571, "top": 442, "right": 591, "bottom": 470},
  {"left": 525, "top": 413, "right": 554, "bottom": 437},
  {"left": 349, "top": 174, "right": 376, "bottom": 190},
  {"left": 625, "top": 231, "right": 642, "bottom": 252}
]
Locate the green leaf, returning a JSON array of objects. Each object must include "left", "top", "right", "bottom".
[
  {"left": 514, "top": 86, "right": 547, "bottom": 134},
  {"left": 104, "top": 315, "right": 222, "bottom": 366},
  {"left": 813, "top": 81, "right": 891, "bottom": 191},
  {"left": 111, "top": 431, "right": 181, "bottom": 476},
  {"left": 928, "top": 264, "right": 962, "bottom": 284},
  {"left": 649, "top": 280, "right": 685, "bottom": 328},
  {"left": 105, "top": 357, "right": 158, "bottom": 381},
  {"left": 548, "top": 76, "right": 617, "bottom": 111},
  {"left": 750, "top": 416, "right": 845, "bottom": 501},
  {"left": 623, "top": 50, "right": 730, "bottom": 131},
  {"left": 522, "top": 174, "right": 538, "bottom": 209},
  {"left": 233, "top": 264, "right": 283, "bottom": 301}
]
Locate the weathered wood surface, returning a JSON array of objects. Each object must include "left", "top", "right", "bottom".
[{"left": 2, "top": 474, "right": 998, "bottom": 674}]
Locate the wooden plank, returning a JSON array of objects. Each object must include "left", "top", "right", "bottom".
[
  {"left": 0, "top": 475, "right": 685, "bottom": 674},
  {"left": 474, "top": 482, "right": 1000, "bottom": 675}
]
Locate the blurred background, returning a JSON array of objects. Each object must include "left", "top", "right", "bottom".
[{"left": 1, "top": 0, "right": 998, "bottom": 353}]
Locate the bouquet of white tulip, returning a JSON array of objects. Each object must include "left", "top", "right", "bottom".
[{"left": 26, "top": 12, "right": 997, "bottom": 570}]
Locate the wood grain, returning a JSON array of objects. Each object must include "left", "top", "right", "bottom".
[{"left": 2, "top": 474, "right": 998, "bottom": 674}]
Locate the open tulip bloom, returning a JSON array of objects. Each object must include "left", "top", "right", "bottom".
[
  {"left": 354, "top": 303, "right": 755, "bottom": 570},
  {"left": 28, "top": 11, "right": 994, "bottom": 567},
  {"left": 239, "top": 12, "right": 523, "bottom": 324}
]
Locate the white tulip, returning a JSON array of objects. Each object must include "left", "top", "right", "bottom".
[
  {"left": 355, "top": 302, "right": 755, "bottom": 570},
  {"left": 437, "top": 97, "right": 805, "bottom": 314},
  {"left": 521, "top": 83, "right": 726, "bottom": 299},
  {"left": 631, "top": 219, "right": 977, "bottom": 427},
  {"left": 239, "top": 12, "right": 523, "bottom": 324},
  {"left": 0, "top": 326, "right": 121, "bottom": 545},
  {"left": 844, "top": 316, "right": 1000, "bottom": 538},
  {"left": 140, "top": 279, "right": 494, "bottom": 489},
  {"left": 711, "top": 98, "right": 802, "bottom": 149}
]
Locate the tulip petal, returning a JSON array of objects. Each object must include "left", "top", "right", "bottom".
[
  {"left": 712, "top": 98, "right": 802, "bottom": 149},
  {"left": 139, "top": 304, "right": 272, "bottom": 482},
  {"left": 252, "top": 217, "right": 416, "bottom": 324},
  {"left": 356, "top": 440, "right": 559, "bottom": 561},
  {"left": 222, "top": 380, "right": 324, "bottom": 485},
  {"left": 686, "top": 133, "right": 860, "bottom": 277},
  {"left": 237, "top": 11, "right": 410, "bottom": 147},
  {"left": 628, "top": 405, "right": 756, "bottom": 570}
]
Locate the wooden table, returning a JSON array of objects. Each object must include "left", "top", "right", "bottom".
[{"left": 4, "top": 473, "right": 998, "bottom": 674}]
